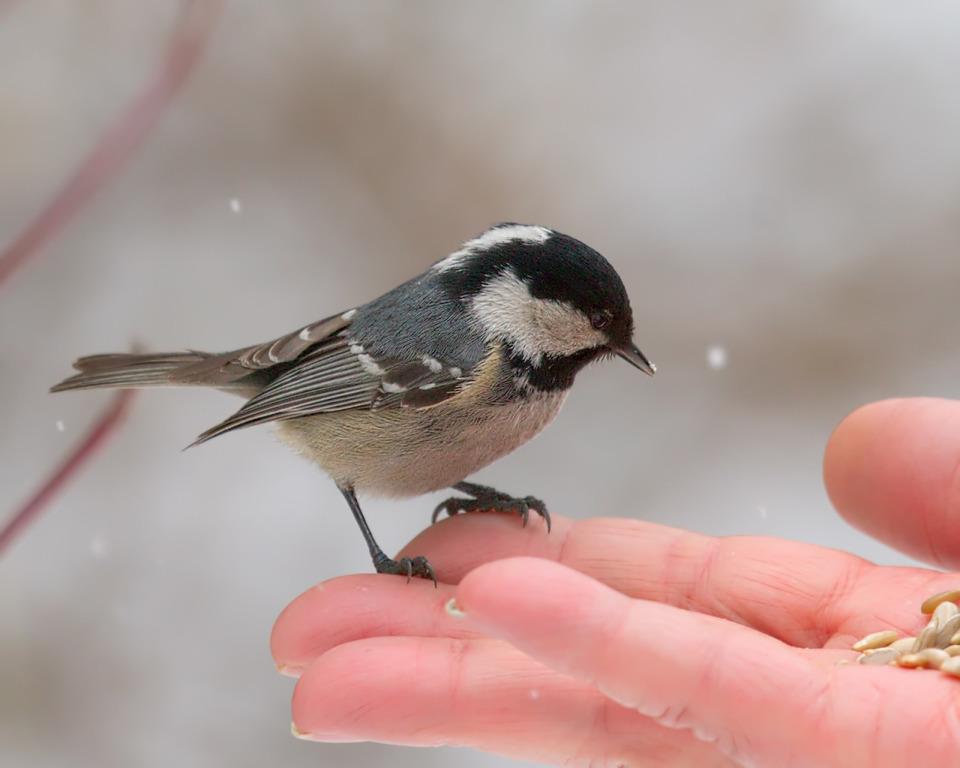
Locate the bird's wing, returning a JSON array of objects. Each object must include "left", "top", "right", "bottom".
[
  {"left": 171, "top": 311, "right": 358, "bottom": 387},
  {"left": 190, "top": 319, "right": 480, "bottom": 445}
]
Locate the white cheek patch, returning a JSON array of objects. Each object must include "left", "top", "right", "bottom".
[
  {"left": 469, "top": 270, "right": 608, "bottom": 364},
  {"left": 433, "top": 225, "right": 552, "bottom": 273}
]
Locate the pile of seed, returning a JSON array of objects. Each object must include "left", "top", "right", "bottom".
[{"left": 854, "top": 589, "right": 960, "bottom": 676}]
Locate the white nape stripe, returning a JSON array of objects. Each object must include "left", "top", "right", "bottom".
[
  {"left": 469, "top": 269, "right": 608, "bottom": 365},
  {"left": 433, "top": 225, "right": 551, "bottom": 273},
  {"left": 340, "top": 309, "right": 357, "bottom": 321}
]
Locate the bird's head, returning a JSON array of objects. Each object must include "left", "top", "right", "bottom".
[{"left": 435, "top": 223, "right": 655, "bottom": 390}]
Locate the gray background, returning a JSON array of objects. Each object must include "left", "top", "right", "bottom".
[{"left": 2, "top": 2, "right": 959, "bottom": 766}]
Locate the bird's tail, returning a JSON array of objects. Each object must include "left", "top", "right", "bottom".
[{"left": 50, "top": 352, "right": 212, "bottom": 393}]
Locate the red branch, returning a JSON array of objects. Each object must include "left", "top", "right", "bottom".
[
  {"left": 0, "top": 390, "right": 136, "bottom": 555},
  {"left": 0, "top": 2, "right": 221, "bottom": 553},
  {"left": 0, "top": 0, "right": 222, "bottom": 288}
]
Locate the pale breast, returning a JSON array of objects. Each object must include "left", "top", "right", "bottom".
[{"left": 277, "top": 389, "right": 567, "bottom": 497}]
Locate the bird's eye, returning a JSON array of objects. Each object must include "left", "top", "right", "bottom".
[{"left": 590, "top": 310, "right": 612, "bottom": 331}]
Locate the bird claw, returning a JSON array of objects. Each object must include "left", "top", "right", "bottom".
[
  {"left": 432, "top": 499, "right": 462, "bottom": 524},
  {"left": 430, "top": 492, "right": 551, "bottom": 533},
  {"left": 374, "top": 554, "right": 437, "bottom": 587}
]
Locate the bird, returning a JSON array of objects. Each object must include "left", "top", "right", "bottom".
[{"left": 52, "top": 223, "right": 655, "bottom": 582}]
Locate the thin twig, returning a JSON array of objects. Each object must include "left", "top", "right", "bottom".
[
  {"left": 0, "top": 390, "right": 136, "bottom": 556},
  {"left": 0, "top": 0, "right": 222, "bottom": 288}
]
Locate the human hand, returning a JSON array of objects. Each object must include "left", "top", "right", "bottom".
[{"left": 272, "top": 398, "right": 960, "bottom": 767}]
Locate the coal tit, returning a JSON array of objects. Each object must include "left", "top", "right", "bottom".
[{"left": 52, "top": 223, "right": 655, "bottom": 582}]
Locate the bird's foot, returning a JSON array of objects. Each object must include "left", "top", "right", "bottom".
[
  {"left": 373, "top": 553, "right": 437, "bottom": 586},
  {"left": 432, "top": 491, "right": 551, "bottom": 533}
]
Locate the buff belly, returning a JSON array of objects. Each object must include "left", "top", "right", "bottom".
[{"left": 276, "top": 391, "right": 567, "bottom": 497}]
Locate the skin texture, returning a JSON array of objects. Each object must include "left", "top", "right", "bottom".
[{"left": 272, "top": 397, "right": 960, "bottom": 767}]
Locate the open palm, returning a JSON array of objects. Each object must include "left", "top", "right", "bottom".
[{"left": 272, "top": 398, "right": 960, "bottom": 767}]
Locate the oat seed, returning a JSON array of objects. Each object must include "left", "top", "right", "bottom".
[
  {"left": 889, "top": 637, "right": 917, "bottom": 653},
  {"left": 920, "top": 589, "right": 960, "bottom": 615},
  {"left": 912, "top": 624, "right": 940, "bottom": 652},
  {"left": 852, "top": 588, "right": 960, "bottom": 678},
  {"left": 897, "top": 648, "right": 949, "bottom": 669},
  {"left": 941, "top": 657, "right": 960, "bottom": 677},
  {"left": 858, "top": 648, "right": 901, "bottom": 666},
  {"left": 933, "top": 600, "right": 960, "bottom": 627},
  {"left": 852, "top": 630, "right": 899, "bottom": 652},
  {"left": 936, "top": 614, "right": 960, "bottom": 646}
]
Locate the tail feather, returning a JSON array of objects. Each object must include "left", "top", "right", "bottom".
[{"left": 51, "top": 352, "right": 211, "bottom": 392}]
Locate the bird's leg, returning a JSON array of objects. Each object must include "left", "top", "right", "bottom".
[
  {"left": 338, "top": 485, "right": 436, "bottom": 585},
  {"left": 432, "top": 481, "right": 551, "bottom": 532}
]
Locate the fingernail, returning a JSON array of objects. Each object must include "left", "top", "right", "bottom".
[
  {"left": 276, "top": 664, "right": 302, "bottom": 678},
  {"left": 291, "top": 721, "right": 362, "bottom": 743},
  {"left": 291, "top": 722, "right": 310, "bottom": 739},
  {"left": 445, "top": 597, "right": 467, "bottom": 618}
]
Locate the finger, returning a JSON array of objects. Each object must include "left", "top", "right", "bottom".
[
  {"left": 271, "top": 574, "right": 479, "bottom": 675},
  {"left": 824, "top": 397, "right": 960, "bottom": 568},
  {"left": 291, "top": 636, "right": 732, "bottom": 767},
  {"left": 270, "top": 565, "right": 853, "bottom": 680},
  {"left": 456, "top": 558, "right": 960, "bottom": 766},
  {"left": 397, "top": 510, "right": 571, "bottom": 581},
  {"left": 400, "top": 512, "right": 949, "bottom": 646}
]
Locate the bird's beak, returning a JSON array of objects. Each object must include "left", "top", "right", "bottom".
[{"left": 615, "top": 342, "right": 656, "bottom": 376}]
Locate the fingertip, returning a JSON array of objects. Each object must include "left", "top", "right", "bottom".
[
  {"left": 291, "top": 641, "right": 376, "bottom": 742},
  {"left": 458, "top": 557, "right": 573, "bottom": 616},
  {"left": 823, "top": 398, "right": 904, "bottom": 512},
  {"left": 457, "top": 557, "right": 625, "bottom": 664},
  {"left": 824, "top": 397, "right": 960, "bottom": 567},
  {"left": 270, "top": 582, "right": 320, "bottom": 673},
  {"left": 290, "top": 637, "right": 465, "bottom": 746},
  {"left": 270, "top": 573, "right": 453, "bottom": 673}
]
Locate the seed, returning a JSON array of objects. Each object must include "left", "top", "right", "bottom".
[
  {"left": 933, "top": 600, "right": 960, "bottom": 627},
  {"left": 858, "top": 647, "right": 901, "bottom": 666},
  {"left": 852, "top": 630, "right": 899, "bottom": 652},
  {"left": 912, "top": 624, "right": 940, "bottom": 652},
  {"left": 942, "top": 657, "right": 960, "bottom": 678},
  {"left": 851, "top": 588, "right": 960, "bottom": 679},
  {"left": 936, "top": 614, "right": 960, "bottom": 646},
  {"left": 920, "top": 589, "right": 960, "bottom": 615},
  {"left": 897, "top": 648, "right": 950, "bottom": 669},
  {"left": 921, "top": 648, "right": 950, "bottom": 668},
  {"left": 889, "top": 637, "right": 917, "bottom": 653}
]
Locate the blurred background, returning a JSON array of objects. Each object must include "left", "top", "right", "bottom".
[{"left": 2, "top": 1, "right": 959, "bottom": 766}]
